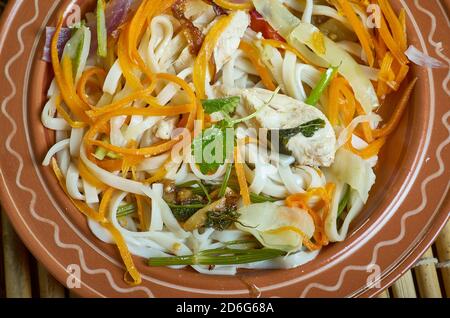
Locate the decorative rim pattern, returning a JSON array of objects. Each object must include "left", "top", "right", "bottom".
[{"left": 0, "top": 0, "right": 448, "bottom": 298}]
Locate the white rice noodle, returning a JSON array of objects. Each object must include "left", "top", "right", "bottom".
[
  {"left": 248, "top": 159, "right": 269, "bottom": 195},
  {"left": 41, "top": 95, "right": 70, "bottom": 131},
  {"left": 83, "top": 179, "right": 99, "bottom": 204},
  {"left": 140, "top": 185, "right": 189, "bottom": 239},
  {"left": 42, "top": 138, "right": 70, "bottom": 166},
  {"left": 69, "top": 127, "right": 84, "bottom": 157},
  {"left": 282, "top": 0, "right": 352, "bottom": 30},
  {"left": 47, "top": 79, "right": 58, "bottom": 98},
  {"left": 88, "top": 219, "right": 113, "bottom": 244},
  {"left": 149, "top": 183, "right": 164, "bottom": 231},
  {"left": 110, "top": 115, "right": 127, "bottom": 147},
  {"left": 137, "top": 153, "right": 170, "bottom": 172},
  {"left": 103, "top": 60, "right": 123, "bottom": 95},
  {"left": 189, "top": 157, "right": 227, "bottom": 181},
  {"left": 278, "top": 164, "right": 305, "bottom": 194},
  {"left": 66, "top": 163, "right": 84, "bottom": 201},
  {"left": 336, "top": 113, "right": 382, "bottom": 149},
  {"left": 298, "top": 166, "right": 326, "bottom": 189},
  {"left": 301, "top": 0, "right": 314, "bottom": 23}
]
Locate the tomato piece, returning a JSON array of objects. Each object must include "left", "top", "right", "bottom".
[{"left": 249, "top": 10, "right": 285, "bottom": 42}]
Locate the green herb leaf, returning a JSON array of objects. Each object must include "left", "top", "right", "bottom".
[
  {"left": 337, "top": 185, "right": 351, "bottom": 217},
  {"left": 117, "top": 203, "right": 136, "bottom": 218},
  {"left": 147, "top": 248, "right": 286, "bottom": 266},
  {"left": 305, "top": 65, "right": 339, "bottom": 106},
  {"left": 218, "top": 163, "right": 233, "bottom": 198},
  {"left": 202, "top": 96, "right": 240, "bottom": 115},
  {"left": 205, "top": 209, "right": 241, "bottom": 231},
  {"left": 250, "top": 192, "right": 278, "bottom": 203},
  {"left": 169, "top": 202, "right": 205, "bottom": 222},
  {"left": 191, "top": 121, "right": 234, "bottom": 175},
  {"left": 96, "top": 0, "right": 107, "bottom": 58},
  {"left": 270, "top": 118, "right": 326, "bottom": 155}
]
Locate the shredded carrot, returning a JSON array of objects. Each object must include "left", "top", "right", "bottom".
[
  {"left": 378, "top": 13, "right": 409, "bottom": 65},
  {"left": 336, "top": 0, "right": 374, "bottom": 67},
  {"left": 355, "top": 102, "right": 374, "bottom": 143},
  {"left": 86, "top": 84, "right": 157, "bottom": 118},
  {"left": 118, "top": 23, "right": 144, "bottom": 90},
  {"left": 213, "top": 0, "right": 253, "bottom": 10},
  {"left": 78, "top": 160, "right": 108, "bottom": 190},
  {"left": 327, "top": 77, "right": 356, "bottom": 126},
  {"left": 193, "top": 14, "right": 234, "bottom": 99},
  {"left": 101, "top": 222, "right": 142, "bottom": 285},
  {"left": 265, "top": 226, "right": 320, "bottom": 251},
  {"left": 285, "top": 185, "right": 334, "bottom": 249},
  {"left": 85, "top": 104, "right": 193, "bottom": 157},
  {"left": 346, "top": 136, "right": 387, "bottom": 159},
  {"left": 327, "top": 78, "right": 341, "bottom": 126},
  {"left": 135, "top": 194, "right": 146, "bottom": 231},
  {"left": 51, "top": 19, "right": 91, "bottom": 124},
  {"left": 239, "top": 41, "right": 276, "bottom": 91},
  {"left": 234, "top": 145, "right": 251, "bottom": 206},
  {"left": 373, "top": 78, "right": 417, "bottom": 138},
  {"left": 378, "top": 0, "right": 407, "bottom": 52},
  {"left": 260, "top": 39, "right": 309, "bottom": 64},
  {"left": 393, "top": 63, "right": 410, "bottom": 91},
  {"left": 77, "top": 67, "right": 107, "bottom": 107},
  {"left": 99, "top": 188, "right": 115, "bottom": 219},
  {"left": 54, "top": 95, "right": 87, "bottom": 128}
]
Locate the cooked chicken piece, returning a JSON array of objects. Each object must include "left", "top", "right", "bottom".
[
  {"left": 213, "top": 11, "right": 250, "bottom": 71},
  {"left": 241, "top": 88, "right": 336, "bottom": 167},
  {"left": 154, "top": 117, "right": 179, "bottom": 140}
]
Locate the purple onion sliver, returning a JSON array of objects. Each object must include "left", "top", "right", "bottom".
[
  {"left": 89, "top": 0, "right": 138, "bottom": 54},
  {"left": 42, "top": 27, "right": 72, "bottom": 62}
]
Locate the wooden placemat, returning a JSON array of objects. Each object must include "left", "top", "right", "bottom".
[{"left": 0, "top": 0, "right": 448, "bottom": 299}]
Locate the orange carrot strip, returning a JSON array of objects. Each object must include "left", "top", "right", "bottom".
[
  {"left": 77, "top": 67, "right": 107, "bottom": 107},
  {"left": 265, "top": 226, "right": 321, "bottom": 251},
  {"left": 260, "top": 39, "right": 309, "bottom": 64},
  {"left": 234, "top": 145, "right": 251, "bottom": 206},
  {"left": 336, "top": 0, "right": 375, "bottom": 67},
  {"left": 346, "top": 136, "right": 387, "bottom": 159},
  {"left": 239, "top": 41, "right": 276, "bottom": 91},
  {"left": 373, "top": 78, "right": 417, "bottom": 138},
  {"left": 213, "top": 0, "right": 253, "bottom": 10},
  {"left": 54, "top": 95, "right": 87, "bottom": 128},
  {"left": 379, "top": 13, "right": 409, "bottom": 65},
  {"left": 51, "top": 19, "right": 91, "bottom": 124},
  {"left": 99, "top": 188, "right": 115, "bottom": 219},
  {"left": 378, "top": 0, "right": 407, "bottom": 52},
  {"left": 194, "top": 14, "right": 234, "bottom": 99}
]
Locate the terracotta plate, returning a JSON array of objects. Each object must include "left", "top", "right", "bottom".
[{"left": 0, "top": 0, "right": 449, "bottom": 298}]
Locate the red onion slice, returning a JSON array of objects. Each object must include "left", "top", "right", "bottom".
[{"left": 42, "top": 27, "right": 72, "bottom": 62}]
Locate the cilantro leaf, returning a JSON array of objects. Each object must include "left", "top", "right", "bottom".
[
  {"left": 191, "top": 121, "right": 234, "bottom": 175},
  {"left": 270, "top": 118, "right": 326, "bottom": 155},
  {"left": 201, "top": 96, "right": 240, "bottom": 116}
]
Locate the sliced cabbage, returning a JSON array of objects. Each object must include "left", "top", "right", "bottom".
[
  {"left": 329, "top": 148, "right": 375, "bottom": 203},
  {"left": 236, "top": 202, "right": 315, "bottom": 252},
  {"left": 252, "top": 0, "right": 379, "bottom": 113}
]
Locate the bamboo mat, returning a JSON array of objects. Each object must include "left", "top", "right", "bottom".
[{"left": 0, "top": 0, "right": 449, "bottom": 299}]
